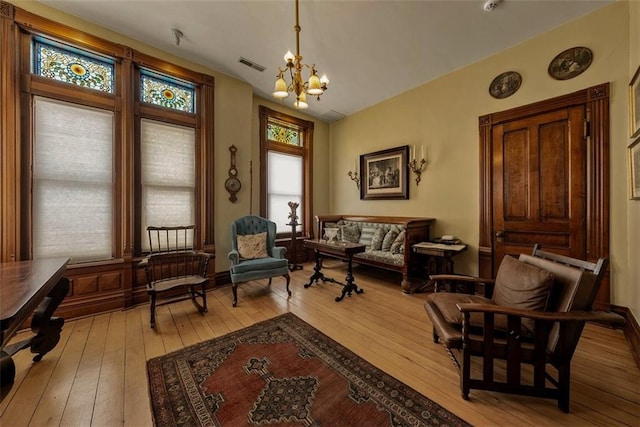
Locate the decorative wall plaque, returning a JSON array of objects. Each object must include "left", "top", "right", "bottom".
[
  {"left": 224, "top": 145, "right": 241, "bottom": 202},
  {"left": 489, "top": 71, "right": 522, "bottom": 99},
  {"left": 548, "top": 47, "right": 593, "bottom": 81}
]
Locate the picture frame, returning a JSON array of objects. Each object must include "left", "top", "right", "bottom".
[
  {"left": 629, "top": 137, "right": 640, "bottom": 200},
  {"left": 629, "top": 64, "right": 640, "bottom": 138},
  {"left": 548, "top": 46, "right": 593, "bottom": 81},
  {"left": 489, "top": 71, "right": 522, "bottom": 99},
  {"left": 360, "top": 145, "right": 409, "bottom": 200}
]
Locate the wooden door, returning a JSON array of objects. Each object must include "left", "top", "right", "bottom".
[
  {"left": 492, "top": 106, "right": 586, "bottom": 267},
  {"left": 479, "top": 83, "right": 610, "bottom": 309}
]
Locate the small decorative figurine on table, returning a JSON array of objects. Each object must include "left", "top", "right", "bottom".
[{"left": 287, "top": 201, "right": 302, "bottom": 271}]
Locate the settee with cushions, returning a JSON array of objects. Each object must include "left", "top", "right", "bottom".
[{"left": 315, "top": 215, "right": 435, "bottom": 293}]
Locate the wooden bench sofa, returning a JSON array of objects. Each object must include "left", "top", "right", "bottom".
[{"left": 315, "top": 215, "right": 435, "bottom": 293}]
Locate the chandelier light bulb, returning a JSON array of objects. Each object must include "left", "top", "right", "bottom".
[
  {"left": 284, "top": 50, "right": 295, "bottom": 63},
  {"left": 307, "top": 73, "right": 323, "bottom": 95},
  {"left": 294, "top": 91, "right": 308, "bottom": 109},
  {"left": 273, "top": 76, "right": 289, "bottom": 99},
  {"left": 320, "top": 74, "right": 329, "bottom": 86}
]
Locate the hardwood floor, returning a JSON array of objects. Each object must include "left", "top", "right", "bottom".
[{"left": 1, "top": 261, "right": 639, "bottom": 426}]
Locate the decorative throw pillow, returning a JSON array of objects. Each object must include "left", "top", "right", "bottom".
[
  {"left": 358, "top": 227, "right": 377, "bottom": 247},
  {"left": 492, "top": 255, "right": 555, "bottom": 331},
  {"left": 237, "top": 232, "right": 268, "bottom": 260},
  {"left": 381, "top": 229, "right": 399, "bottom": 251},
  {"left": 370, "top": 227, "right": 386, "bottom": 250},
  {"left": 390, "top": 230, "right": 405, "bottom": 254},
  {"left": 341, "top": 223, "right": 361, "bottom": 243}
]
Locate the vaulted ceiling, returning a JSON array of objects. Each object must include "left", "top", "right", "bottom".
[{"left": 38, "top": 0, "right": 612, "bottom": 121}]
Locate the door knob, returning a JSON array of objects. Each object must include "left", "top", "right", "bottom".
[{"left": 495, "top": 230, "right": 504, "bottom": 243}]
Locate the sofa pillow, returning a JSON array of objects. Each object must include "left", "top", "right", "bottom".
[
  {"left": 237, "top": 232, "right": 268, "bottom": 260},
  {"left": 358, "top": 227, "right": 377, "bottom": 247},
  {"left": 342, "top": 223, "right": 361, "bottom": 243},
  {"left": 381, "top": 229, "right": 399, "bottom": 251},
  {"left": 390, "top": 230, "right": 405, "bottom": 254},
  {"left": 370, "top": 227, "right": 386, "bottom": 250},
  {"left": 492, "top": 255, "right": 555, "bottom": 331}
]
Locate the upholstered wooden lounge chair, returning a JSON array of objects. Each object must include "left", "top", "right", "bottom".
[
  {"left": 423, "top": 244, "right": 623, "bottom": 412},
  {"left": 142, "top": 226, "right": 210, "bottom": 328},
  {"left": 228, "top": 215, "right": 291, "bottom": 307}
]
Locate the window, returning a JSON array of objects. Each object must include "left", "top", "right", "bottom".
[
  {"left": 140, "top": 119, "right": 196, "bottom": 251},
  {"left": 11, "top": 24, "right": 214, "bottom": 265},
  {"left": 32, "top": 97, "right": 114, "bottom": 262},
  {"left": 259, "top": 107, "right": 314, "bottom": 236}
]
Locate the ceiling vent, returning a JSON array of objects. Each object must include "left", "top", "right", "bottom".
[{"left": 239, "top": 57, "right": 266, "bottom": 72}]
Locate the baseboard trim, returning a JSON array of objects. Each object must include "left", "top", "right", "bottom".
[{"left": 611, "top": 304, "right": 640, "bottom": 369}]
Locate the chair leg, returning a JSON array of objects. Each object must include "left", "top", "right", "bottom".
[
  {"left": 149, "top": 293, "right": 157, "bottom": 329},
  {"left": 284, "top": 273, "right": 291, "bottom": 296},
  {"left": 432, "top": 327, "right": 439, "bottom": 343},
  {"left": 558, "top": 363, "right": 571, "bottom": 413},
  {"left": 268, "top": 277, "right": 273, "bottom": 286},
  {"left": 461, "top": 347, "right": 471, "bottom": 400},
  {"left": 232, "top": 283, "right": 238, "bottom": 307},
  {"left": 201, "top": 283, "right": 208, "bottom": 313}
]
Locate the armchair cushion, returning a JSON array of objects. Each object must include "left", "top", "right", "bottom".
[
  {"left": 231, "top": 256, "right": 288, "bottom": 274},
  {"left": 493, "top": 255, "right": 555, "bottom": 331},
  {"left": 237, "top": 232, "right": 268, "bottom": 260}
]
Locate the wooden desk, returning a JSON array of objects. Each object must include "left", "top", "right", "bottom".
[
  {"left": 1, "top": 258, "right": 70, "bottom": 397},
  {"left": 303, "top": 239, "right": 366, "bottom": 302}
]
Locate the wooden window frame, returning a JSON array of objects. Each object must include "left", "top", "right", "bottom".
[{"left": 259, "top": 106, "right": 314, "bottom": 238}]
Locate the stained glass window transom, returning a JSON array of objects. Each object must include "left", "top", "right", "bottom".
[
  {"left": 141, "top": 73, "right": 195, "bottom": 113},
  {"left": 267, "top": 118, "right": 302, "bottom": 146},
  {"left": 34, "top": 40, "right": 114, "bottom": 93}
]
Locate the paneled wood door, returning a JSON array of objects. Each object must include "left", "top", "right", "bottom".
[
  {"left": 492, "top": 106, "right": 586, "bottom": 264},
  {"left": 479, "top": 83, "right": 610, "bottom": 309}
]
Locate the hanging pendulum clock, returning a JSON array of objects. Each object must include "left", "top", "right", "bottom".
[{"left": 225, "top": 145, "right": 241, "bottom": 202}]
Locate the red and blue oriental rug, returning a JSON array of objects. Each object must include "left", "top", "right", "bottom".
[{"left": 147, "top": 312, "right": 470, "bottom": 426}]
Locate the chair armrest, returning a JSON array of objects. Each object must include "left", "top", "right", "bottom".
[
  {"left": 138, "top": 256, "right": 149, "bottom": 268},
  {"left": 272, "top": 246, "right": 287, "bottom": 259},
  {"left": 456, "top": 303, "right": 625, "bottom": 325},
  {"left": 228, "top": 250, "right": 240, "bottom": 265}
]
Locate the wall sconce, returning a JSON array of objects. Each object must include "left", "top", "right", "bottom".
[
  {"left": 409, "top": 158, "right": 426, "bottom": 185},
  {"left": 347, "top": 170, "right": 360, "bottom": 189}
]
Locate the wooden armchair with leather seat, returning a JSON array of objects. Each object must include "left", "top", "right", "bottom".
[{"left": 423, "top": 244, "right": 623, "bottom": 412}]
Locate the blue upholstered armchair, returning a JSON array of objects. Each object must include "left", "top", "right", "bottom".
[{"left": 228, "top": 215, "right": 291, "bottom": 307}]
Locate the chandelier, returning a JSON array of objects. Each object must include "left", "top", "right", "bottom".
[{"left": 272, "top": 0, "right": 329, "bottom": 109}]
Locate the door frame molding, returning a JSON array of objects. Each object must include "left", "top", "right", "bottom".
[{"left": 479, "top": 83, "right": 610, "bottom": 309}]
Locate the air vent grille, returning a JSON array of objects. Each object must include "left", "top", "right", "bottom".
[{"left": 239, "top": 57, "right": 266, "bottom": 72}]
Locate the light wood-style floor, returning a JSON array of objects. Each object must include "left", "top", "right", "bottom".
[{"left": 1, "top": 261, "right": 639, "bottom": 426}]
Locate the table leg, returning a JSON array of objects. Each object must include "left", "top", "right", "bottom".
[
  {"left": 305, "top": 250, "right": 328, "bottom": 288},
  {"left": 0, "top": 276, "right": 69, "bottom": 397},
  {"left": 335, "top": 255, "right": 364, "bottom": 302}
]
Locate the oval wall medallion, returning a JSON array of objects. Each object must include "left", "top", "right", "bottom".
[
  {"left": 489, "top": 71, "right": 522, "bottom": 99},
  {"left": 548, "top": 46, "right": 593, "bottom": 80}
]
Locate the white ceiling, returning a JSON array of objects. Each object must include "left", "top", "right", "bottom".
[{"left": 38, "top": 0, "right": 612, "bottom": 122}]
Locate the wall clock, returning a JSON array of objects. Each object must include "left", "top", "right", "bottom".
[{"left": 225, "top": 145, "right": 241, "bottom": 202}]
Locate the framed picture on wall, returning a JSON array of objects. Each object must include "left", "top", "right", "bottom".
[
  {"left": 360, "top": 145, "right": 409, "bottom": 200},
  {"left": 630, "top": 137, "right": 640, "bottom": 200},
  {"left": 630, "top": 65, "right": 640, "bottom": 138}
]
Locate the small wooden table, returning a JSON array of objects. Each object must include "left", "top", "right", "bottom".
[
  {"left": 1, "top": 257, "right": 70, "bottom": 398},
  {"left": 303, "top": 239, "right": 366, "bottom": 302},
  {"left": 412, "top": 241, "right": 467, "bottom": 292}
]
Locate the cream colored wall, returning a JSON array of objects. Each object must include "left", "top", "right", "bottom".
[
  {"left": 330, "top": 2, "right": 635, "bottom": 314},
  {"left": 627, "top": 1, "right": 640, "bottom": 319},
  {"left": 11, "top": 1, "right": 331, "bottom": 274}
]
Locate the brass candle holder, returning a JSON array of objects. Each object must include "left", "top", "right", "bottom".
[
  {"left": 409, "top": 158, "right": 426, "bottom": 185},
  {"left": 347, "top": 170, "right": 360, "bottom": 189}
]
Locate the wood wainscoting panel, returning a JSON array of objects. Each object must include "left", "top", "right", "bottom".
[
  {"left": 75, "top": 276, "right": 99, "bottom": 295},
  {"left": 99, "top": 272, "right": 121, "bottom": 291}
]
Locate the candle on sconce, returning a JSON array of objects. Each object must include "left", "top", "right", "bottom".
[{"left": 421, "top": 146, "right": 424, "bottom": 160}]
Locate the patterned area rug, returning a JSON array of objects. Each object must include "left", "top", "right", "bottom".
[{"left": 147, "top": 313, "right": 470, "bottom": 426}]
